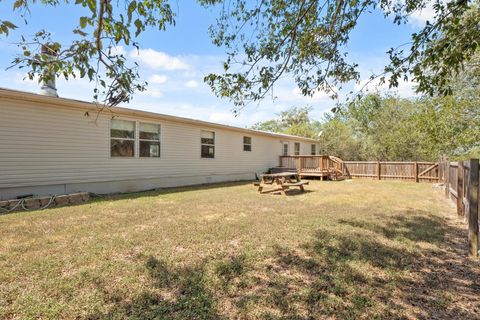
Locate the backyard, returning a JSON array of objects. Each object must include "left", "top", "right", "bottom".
[{"left": 1, "top": 180, "right": 479, "bottom": 319}]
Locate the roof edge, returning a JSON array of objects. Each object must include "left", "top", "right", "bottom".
[{"left": 0, "top": 87, "right": 319, "bottom": 143}]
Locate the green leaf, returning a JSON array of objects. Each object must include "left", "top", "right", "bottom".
[
  {"left": 134, "top": 19, "right": 143, "bottom": 37},
  {"left": 127, "top": 1, "right": 136, "bottom": 22},
  {"left": 13, "top": 0, "right": 24, "bottom": 10},
  {"left": 2, "top": 21, "right": 17, "bottom": 29},
  {"left": 79, "top": 17, "right": 88, "bottom": 29}
]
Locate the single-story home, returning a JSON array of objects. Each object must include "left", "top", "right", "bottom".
[{"left": 0, "top": 88, "right": 319, "bottom": 200}]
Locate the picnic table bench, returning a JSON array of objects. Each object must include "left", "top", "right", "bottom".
[{"left": 256, "top": 172, "right": 309, "bottom": 195}]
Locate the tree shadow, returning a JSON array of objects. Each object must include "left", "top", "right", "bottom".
[
  {"left": 89, "top": 255, "right": 227, "bottom": 320},
  {"left": 338, "top": 210, "right": 445, "bottom": 244},
  {"left": 88, "top": 211, "right": 480, "bottom": 319}
]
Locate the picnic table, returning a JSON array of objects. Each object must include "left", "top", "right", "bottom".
[{"left": 256, "top": 172, "right": 309, "bottom": 195}]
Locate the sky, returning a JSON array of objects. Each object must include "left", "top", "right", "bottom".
[{"left": 0, "top": 1, "right": 435, "bottom": 127}]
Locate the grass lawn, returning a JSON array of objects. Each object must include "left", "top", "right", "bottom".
[{"left": 1, "top": 180, "right": 479, "bottom": 319}]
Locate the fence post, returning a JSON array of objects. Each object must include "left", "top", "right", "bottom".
[
  {"left": 457, "top": 161, "right": 464, "bottom": 217},
  {"left": 414, "top": 162, "right": 419, "bottom": 183},
  {"left": 467, "top": 159, "right": 479, "bottom": 257},
  {"left": 445, "top": 160, "right": 450, "bottom": 198},
  {"left": 377, "top": 162, "right": 381, "bottom": 180}
]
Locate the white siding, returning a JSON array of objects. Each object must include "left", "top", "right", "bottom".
[{"left": 0, "top": 96, "right": 316, "bottom": 199}]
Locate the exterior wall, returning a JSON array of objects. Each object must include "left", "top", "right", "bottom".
[{"left": 0, "top": 95, "right": 317, "bottom": 200}]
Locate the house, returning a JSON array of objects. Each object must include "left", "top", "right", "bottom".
[{"left": 0, "top": 88, "right": 319, "bottom": 200}]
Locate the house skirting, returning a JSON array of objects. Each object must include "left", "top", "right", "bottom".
[{"left": 0, "top": 172, "right": 257, "bottom": 200}]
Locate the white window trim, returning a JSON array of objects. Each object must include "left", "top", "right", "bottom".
[
  {"left": 110, "top": 119, "right": 162, "bottom": 159},
  {"left": 282, "top": 142, "right": 289, "bottom": 156},
  {"left": 200, "top": 130, "right": 215, "bottom": 159},
  {"left": 110, "top": 119, "right": 136, "bottom": 158},
  {"left": 139, "top": 122, "right": 161, "bottom": 158},
  {"left": 294, "top": 142, "right": 301, "bottom": 155},
  {"left": 243, "top": 136, "right": 252, "bottom": 152}
]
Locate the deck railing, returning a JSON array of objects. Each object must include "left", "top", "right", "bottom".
[{"left": 279, "top": 155, "right": 344, "bottom": 176}]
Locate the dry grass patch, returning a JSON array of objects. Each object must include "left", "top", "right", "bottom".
[{"left": 0, "top": 180, "right": 479, "bottom": 319}]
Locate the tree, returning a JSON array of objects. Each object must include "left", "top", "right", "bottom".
[
  {"left": 318, "top": 113, "right": 366, "bottom": 160},
  {"left": 2, "top": 1, "right": 478, "bottom": 110},
  {"left": 204, "top": 0, "right": 478, "bottom": 110},
  {"left": 2, "top": 0, "right": 175, "bottom": 106},
  {"left": 251, "top": 106, "right": 322, "bottom": 139},
  {"left": 319, "top": 93, "right": 480, "bottom": 161}
]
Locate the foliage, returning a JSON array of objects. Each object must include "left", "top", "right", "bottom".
[
  {"left": 251, "top": 106, "right": 321, "bottom": 139},
  {"left": 204, "top": 0, "right": 478, "bottom": 110},
  {"left": 254, "top": 93, "right": 480, "bottom": 161},
  {"left": 323, "top": 93, "right": 480, "bottom": 161},
  {"left": 2, "top": 1, "right": 478, "bottom": 109},
  {"left": 3, "top": 0, "right": 175, "bottom": 106},
  {"left": 318, "top": 113, "right": 367, "bottom": 160}
]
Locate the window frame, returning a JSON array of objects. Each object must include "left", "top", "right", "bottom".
[
  {"left": 110, "top": 119, "right": 136, "bottom": 158},
  {"left": 311, "top": 144, "right": 316, "bottom": 155},
  {"left": 201, "top": 130, "right": 215, "bottom": 159},
  {"left": 282, "top": 142, "right": 289, "bottom": 156},
  {"left": 294, "top": 142, "right": 301, "bottom": 155},
  {"left": 243, "top": 136, "right": 252, "bottom": 152},
  {"left": 139, "top": 122, "right": 161, "bottom": 158}
]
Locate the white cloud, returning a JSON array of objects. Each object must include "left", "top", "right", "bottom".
[
  {"left": 108, "top": 45, "right": 126, "bottom": 56},
  {"left": 139, "top": 87, "right": 163, "bottom": 98},
  {"left": 409, "top": 7, "right": 436, "bottom": 26},
  {"left": 407, "top": 0, "right": 444, "bottom": 27},
  {"left": 130, "top": 48, "right": 190, "bottom": 71},
  {"left": 354, "top": 76, "right": 416, "bottom": 98},
  {"left": 208, "top": 112, "right": 237, "bottom": 124},
  {"left": 185, "top": 79, "right": 199, "bottom": 88},
  {"left": 273, "top": 86, "right": 333, "bottom": 103},
  {"left": 148, "top": 74, "right": 168, "bottom": 84}
]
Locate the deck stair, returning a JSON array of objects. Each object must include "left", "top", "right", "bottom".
[{"left": 277, "top": 155, "right": 346, "bottom": 181}]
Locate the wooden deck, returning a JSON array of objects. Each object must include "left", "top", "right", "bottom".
[{"left": 278, "top": 155, "right": 345, "bottom": 180}]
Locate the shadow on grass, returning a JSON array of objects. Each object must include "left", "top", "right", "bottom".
[
  {"left": 90, "top": 211, "right": 480, "bottom": 319},
  {"left": 338, "top": 210, "right": 445, "bottom": 244},
  {"left": 92, "top": 180, "right": 255, "bottom": 203}
]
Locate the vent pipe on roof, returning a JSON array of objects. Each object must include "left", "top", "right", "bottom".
[{"left": 39, "top": 44, "right": 59, "bottom": 97}]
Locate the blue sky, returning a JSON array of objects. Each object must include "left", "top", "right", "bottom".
[{"left": 0, "top": 1, "right": 433, "bottom": 127}]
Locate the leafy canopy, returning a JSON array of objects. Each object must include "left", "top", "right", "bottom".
[
  {"left": 253, "top": 89, "right": 480, "bottom": 161},
  {"left": 251, "top": 106, "right": 322, "bottom": 139},
  {"left": 2, "top": 0, "right": 175, "bottom": 106},
  {"left": 1, "top": 0, "right": 479, "bottom": 110},
  {"left": 204, "top": 0, "right": 479, "bottom": 111}
]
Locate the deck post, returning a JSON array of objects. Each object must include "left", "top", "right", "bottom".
[
  {"left": 296, "top": 157, "right": 302, "bottom": 176},
  {"left": 467, "top": 159, "right": 479, "bottom": 257},
  {"left": 320, "top": 156, "right": 324, "bottom": 181}
]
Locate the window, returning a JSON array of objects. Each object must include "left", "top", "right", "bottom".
[
  {"left": 282, "top": 142, "right": 289, "bottom": 156},
  {"left": 111, "top": 119, "right": 135, "bottom": 157},
  {"left": 243, "top": 136, "right": 252, "bottom": 151},
  {"left": 140, "top": 123, "right": 160, "bottom": 157},
  {"left": 311, "top": 144, "right": 316, "bottom": 155},
  {"left": 201, "top": 130, "right": 215, "bottom": 158},
  {"left": 294, "top": 142, "right": 300, "bottom": 155}
]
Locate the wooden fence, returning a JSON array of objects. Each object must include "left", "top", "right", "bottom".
[
  {"left": 343, "top": 161, "right": 439, "bottom": 182},
  {"left": 440, "top": 158, "right": 479, "bottom": 257}
]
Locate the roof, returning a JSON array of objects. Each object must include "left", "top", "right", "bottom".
[{"left": 0, "top": 87, "right": 318, "bottom": 143}]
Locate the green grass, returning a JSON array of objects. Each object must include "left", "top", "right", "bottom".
[{"left": 0, "top": 180, "right": 479, "bottom": 319}]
